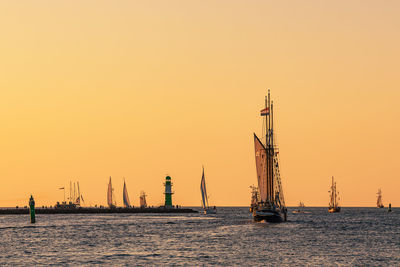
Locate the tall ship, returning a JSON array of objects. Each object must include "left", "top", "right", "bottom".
[
  {"left": 140, "top": 191, "right": 147, "bottom": 208},
  {"left": 200, "top": 166, "right": 216, "bottom": 214},
  {"left": 328, "top": 176, "right": 340, "bottom": 213},
  {"left": 107, "top": 176, "right": 116, "bottom": 208},
  {"left": 252, "top": 90, "right": 287, "bottom": 223},
  {"left": 55, "top": 181, "right": 84, "bottom": 209},
  {"left": 377, "top": 189, "right": 384, "bottom": 208},
  {"left": 123, "top": 178, "right": 131, "bottom": 208}
]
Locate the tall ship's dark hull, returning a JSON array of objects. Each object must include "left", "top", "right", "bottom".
[
  {"left": 253, "top": 208, "right": 286, "bottom": 223},
  {"left": 328, "top": 207, "right": 340, "bottom": 213}
]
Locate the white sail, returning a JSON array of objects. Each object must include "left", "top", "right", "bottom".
[
  {"left": 200, "top": 167, "right": 209, "bottom": 210},
  {"left": 123, "top": 179, "right": 131, "bottom": 208},
  {"left": 377, "top": 189, "right": 383, "bottom": 208},
  {"left": 107, "top": 176, "right": 114, "bottom": 207},
  {"left": 254, "top": 134, "right": 268, "bottom": 202}
]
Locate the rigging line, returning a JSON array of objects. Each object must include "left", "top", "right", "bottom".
[{"left": 262, "top": 116, "right": 266, "bottom": 145}]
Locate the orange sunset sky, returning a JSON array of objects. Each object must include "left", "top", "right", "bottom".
[{"left": 0, "top": 1, "right": 399, "bottom": 207}]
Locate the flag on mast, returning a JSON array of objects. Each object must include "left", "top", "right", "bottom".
[{"left": 260, "top": 107, "right": 269, "bottom": 116}]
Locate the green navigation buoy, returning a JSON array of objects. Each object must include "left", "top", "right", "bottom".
[
  {"left": 164, "top": 176, "right": 173, "bottom": 208},
  {"left": 29, "top": 195, "right": 35, "bottom": 223}
]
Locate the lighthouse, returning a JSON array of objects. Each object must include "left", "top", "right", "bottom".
[{"left": 164, "top": 176, "right": 173, "bottom": 208}]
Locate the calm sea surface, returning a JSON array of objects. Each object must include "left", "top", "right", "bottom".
[{"left": 0, "top": 207, "right": 399, "bottom": 266}]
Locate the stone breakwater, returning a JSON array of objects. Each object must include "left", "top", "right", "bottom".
[{"left": 0, "top": 207, "right": 197, "bottom": 215}]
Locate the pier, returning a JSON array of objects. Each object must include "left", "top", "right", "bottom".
[{"left": 0, "top": 207, "right": 197, "bottom": 215}]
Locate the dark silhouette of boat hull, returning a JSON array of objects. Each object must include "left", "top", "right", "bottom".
[
  {"left": 253, "top": 208, "right": 286, "bottom": 223},
  {"left": 328, "top": 207, "right": 341, "bottom": 213}
]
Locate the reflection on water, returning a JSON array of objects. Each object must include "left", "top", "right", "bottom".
[{"left": 0, "top": 207, "right": 399, "bottom": 265}]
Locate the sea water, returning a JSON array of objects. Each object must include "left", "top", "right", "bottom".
[{"left": 0, "top": 207, "right": 399, "bottom": 266}]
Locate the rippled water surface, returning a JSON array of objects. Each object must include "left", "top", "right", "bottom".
[{"left": 0, "top": 207, "right": 399, "bottom": 266}]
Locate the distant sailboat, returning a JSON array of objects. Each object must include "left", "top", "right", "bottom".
[
  {"left": 252, "top": 90, "right": 287, "bottom": 223},
  {"left": 140, "top": 191, "right": 147, "bottom": 208},
  {"left": 328, "top": 176, "right": 340, "bottom": 213},
  {"left": 107, "top": 176, "right": 116, "bottom": 208},
  {"left": 377, "top": 189, "right": 384, "bottom": 208},
  {"left": 55, "top": 180, "right": 84, "bottom": 209},
  {"left": 123, "top": 178, "right": 131, "bottom": 208},
  {"left": 292, "top": 201, "right": 306, "bottom": 214},
  {"left": 200, "top": 166, "right": 216, "bottom": 214},
  {"left": 75, "top": 181, "right": 84, "bottom": 207}
]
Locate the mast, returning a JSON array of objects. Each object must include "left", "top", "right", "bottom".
[
  {"left": 265, "top": 91, "right": 270, "bottom": 204},
  {"left": 77, "top": 181, "right": 81, "bottom": 206},
  {"left": 259, "top": 89, "right": 276, "bottom": 205},
  {"left": 329, "top": 176, "right": 334, "bottom": 208},
  {"left": 264, "top": 93, "right": 268, "bottom": 203},
  {"left": 271, "top": 99, "right": 274, "bottom": 204},
  {"left": 69, "top": 181, "right": 72, "bottom": 203},
  {"left": 333, "top": 177, "right": 335, "bottom": 207},
  {"left": 333, "top": 182, "right": 337, "bottom": 208},
  {"left": 265, "top": 89, "right": 274, "bottom": 205},
  {"left": 268, "top": 91, "right": 271, "bottom": 204},
  {"left": 332, "top": 177, "right": 335, "bottom": 207},
  {"left": 74, "top": 182, "right": 76, "bottom": 204}
]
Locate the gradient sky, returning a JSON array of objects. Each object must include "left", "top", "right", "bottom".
[{"left": 0, "top": 1, "right": 399, "bottom": 207}]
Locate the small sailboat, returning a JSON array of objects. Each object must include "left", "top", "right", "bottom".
[
  {"left": 377, "top": 189, "right": 384, "bottom": 208},
  {"left": 293, "top": 201, "right": 306, "bottom": 214},
  {"left": 75, "top": 181, "right": 84, "bottom": 207},
  {"left": 200, "top": 166, "right": 216, "bottom": 214},
  {"left": 107, "top": 176, "right": 116, "bottom": 208},
  {"left": 140, "top": 191, "right": 147, "bottom": 208},
  {"left": 123, "top": 178, "right": 131, "bottom": 208},
  {"left": 252, "top": 90, "right": 287, "bottom": 223},
  {"left": 328, "top": 176, "right": 340, "bottom": 213}
]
